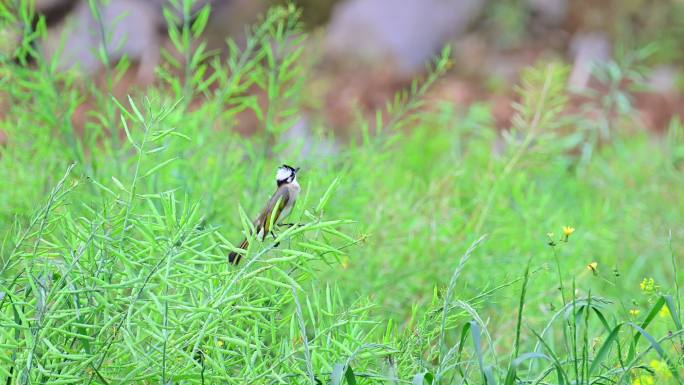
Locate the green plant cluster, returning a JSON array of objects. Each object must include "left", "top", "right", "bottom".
[{"left": 1, "top": 1, "right": 683, "bottom": 384}]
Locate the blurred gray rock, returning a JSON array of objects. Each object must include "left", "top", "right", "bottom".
[
  {"left": 43, "top": 0, "right": 161, "bottom": 82},
  {"left": 568, "top": 32, "right": 611, "bottom": 91},
  {"left": 526, "top": 0, "right": 567, "bottom": 25},
  {"left": 35, "top": 0, "right": 212, "bottom": 26},
  {"left": 37, "top": 0, "right": 235, "bottom": 82},
  {"left": 325, "top": 0, "right": 485, "bottom": 76}
]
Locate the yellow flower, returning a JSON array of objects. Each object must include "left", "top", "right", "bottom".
[
  {"left": 217, "top": 339, "right": 224, "bottom": 347},
  {"left": 640, "top": 278, "right": 656, "bottom": 293},
  {"left": 587, "top": 262, "right": 598, "bottom": 274},
  {"left": 650, "top": 360, "right": 672, "bottom": 379},
  {"left": 632, "top": 374, "right": 655, "bottom": 385},
  {"left": 659, "top": 306, "right": 671, "bottom": 319},
  {"left": 629, "top": 308, "right": 640, "bottom": 317},
  {"left": 563, "top": 226, "right": 575, "bottom": 237}
]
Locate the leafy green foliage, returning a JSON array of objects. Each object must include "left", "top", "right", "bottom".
[{"left": 1, "top": 1, "right": 683, "bottom": 384}]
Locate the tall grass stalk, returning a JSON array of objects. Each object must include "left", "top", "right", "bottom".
[{"left": 1, "top": 1, "right": 683, "bottom": 384}]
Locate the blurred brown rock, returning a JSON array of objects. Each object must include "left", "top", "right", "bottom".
[
  {"left": 202, "top": 0, "right": 268, "bottom": 51},
  {"left": 637, "top": 66, "right": 684, "bottom": 133},
  {"left": 36, "top": 0, "right": 76, "bottom": 8},
  {"left": 325, "top": 0, "right": 484, "bottom": 76},
  {"left": 527, "top": 0, "right": 567, "bottom": 25}
]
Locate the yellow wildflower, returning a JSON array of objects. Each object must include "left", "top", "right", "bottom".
[
  {"left": 629, "top": 308, "right": 640, "bottom": 317},
  {"left": 640, "top": 278, "right": 656, "bottom": 293},
  {"left": 217, "top": 339, "right": 224, "bottom": 347},
  {"left": 650, "top": 360, "right": 672, "bottom": 379},
  {"left": 659, "top": 306, "right": 671, "bottom": 319},
  {"left": 563, "top": 226, "right": 575, "bottom": 237},
  {"left": 632, "top": 374, "right": 655, "bottom": 385},
  {"left": 587, "top": 262, "right": 598, "bottom": 275}
]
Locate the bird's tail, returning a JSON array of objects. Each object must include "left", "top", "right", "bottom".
[{"left": 228, "top": 238, "right": 249, "bottom": 265}]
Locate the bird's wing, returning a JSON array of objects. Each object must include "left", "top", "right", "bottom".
[{"left": 255, "top": 187, "right": 290, "bottom": 239}]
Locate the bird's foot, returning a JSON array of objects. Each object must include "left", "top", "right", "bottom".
[
  {"left": 270, "top": 231, "right": 281, "bottom": 247},
  {"left": 278, "top": 222, "right": 302, "bottom": 228}
]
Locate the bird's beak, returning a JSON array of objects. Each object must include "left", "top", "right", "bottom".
[{"left": 295, "top": 167, "right": 301, "bottom": 173}]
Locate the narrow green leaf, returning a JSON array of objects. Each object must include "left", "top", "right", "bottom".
[
  {"left": 120, "top": 114, "right": 139, "bottom": 151},
  {"left": 141, "top": 158, "right": 177, "bottom": 179},
  {"left": 127, "top": 95, "right": 145, "bottom": 123},
  {"left": 111, "top": 176, "right": 127, "bottom": 191},
  {"left": 110, "top": 95, "right": 135, "bottom": 121},
  {"left": 628, "top": 296, "right": 665, "bottom": 360},
  {"left": 469, "top": 320, "right": 488, "bottom": 384},
  {"left": 588, "top": 323, "right": 622, "bottom": 377},
  {"left": 315, "top": 177, "right": 340, "bottom": 213},
  {"left": 662, "top": 295, "right": 682, "bottom": 330},
  {"left": 628, "top": 322, "right": 683, "bottom": 384},
  {"left": 191, "top": 5, "right": 211, "bottom": 37}
]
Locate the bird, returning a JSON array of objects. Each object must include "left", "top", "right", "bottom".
[{"left": 228, "top": 164, "right": 301, "bottom": 264}]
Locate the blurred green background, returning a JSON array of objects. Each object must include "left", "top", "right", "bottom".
[{"left": 1, "top": 1, "right": 684, "bottom": 383}]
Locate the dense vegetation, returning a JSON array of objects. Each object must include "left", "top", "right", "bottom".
[{"left": 1, "top": 2, "right": 684, "bottom": 384}]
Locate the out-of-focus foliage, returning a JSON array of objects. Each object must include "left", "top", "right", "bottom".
[{"left": 1, "top": 1, "right": 684, "bottom": 384}]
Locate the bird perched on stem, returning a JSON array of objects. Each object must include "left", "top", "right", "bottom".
[{"left": 228, "top": 164, "right": 301, "bottom": 264}]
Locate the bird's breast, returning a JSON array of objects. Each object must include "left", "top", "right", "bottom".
[{"left": 289, "top": 181, "right": 301, "bottom": 196}]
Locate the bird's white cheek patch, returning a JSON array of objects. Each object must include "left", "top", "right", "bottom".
[{"left": 276, "top": 168, "right": 291, "bottom": 181}]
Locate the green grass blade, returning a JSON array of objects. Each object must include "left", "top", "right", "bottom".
[
  {"left": 438, "top": 235, "right": 488, "bottom": 360},
  {"left": 504, "top": 352, "right": 550, "bottom": 385},
  {"left": 588, "top": 323, "right": 623, "bottom": 377},
  {"left": 663, "top": 294, "right": 682, "bottom": 330},
  {"left": 627, "top": 322, "right": 683, "bottom": 384},
  {"left": 628, "top": 296, "right": 666, "bottom": 361}
]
